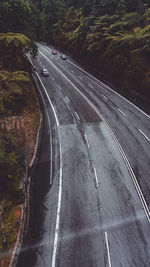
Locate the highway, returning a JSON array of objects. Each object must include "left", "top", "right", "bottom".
[{"left": 17, "top": 43, "right": 150, "bottom": 267}]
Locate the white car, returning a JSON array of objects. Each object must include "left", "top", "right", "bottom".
[
  {"left": 41, "top": 68, "right": 49, "bottom": 76},
  {"left": 60, "top": 54, "right": 67, "bottom": 60}
]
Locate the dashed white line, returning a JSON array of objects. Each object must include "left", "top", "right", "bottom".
[
  {"left": 67, "top": 59, "right": 150, "bottom": 119},
  {"left": 105, "top": 232, "right": 112, "bottom": 267},
  {"left": 58, "top": 85, "right": 62, "bottom": 90},
  {"left": 52, "top": 77, "right": 55, "bottom": 81},
  {"left": 94, "top": 167, "right": 99, "bottom": 188},
  {"left": 71, "top": 70, "right": 75, "bottom": 74},
  {"left": 88, "top": 83, "right": 94, "bottom": 88},
  {"left": 79, "top": 76, "right": 83, "bottom": 80},
  {"left": 138, "top": 129, "right": 150, "bottom": 141},
  {"left": 75, "top": 112, "right": 80, "bottom": 121},
  {"left": 117, "top": 108, "right": 126, "bottom": 117},
  {"left": 36, "top": 72, "right": 59, "bottom": 127},
  {"left": 102, "top": 94, "right": 108, "bottom": 100},
  {"left": 38, "top": 50, "right": 150, "bottom": 223},
  {"left": 66, "top": 96, "right": 70, "bottom": 102},
  {"left": 85, "top": 134, "right": 90, "bottom": 149},
  {"left": 51, "top": 143, "right": 63, "bottom": 267}
]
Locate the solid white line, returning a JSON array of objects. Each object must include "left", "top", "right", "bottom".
[
  {"left": 36, "top": 73, "right": 59, "bottom": 127},
  {"left": 58, "top": 85, "right": 61, "bottom": 90},
  {"left": 85, "top": 134, "right": 90, "bottom": 149},
  {"left": 39, "top": 50, "right": 150, "bottom": 223},
  {"left": 66, "top": 96, "right": 70, "bottom": 102},
  {"left": 102, "top": 94, "right": 108, "bottom": 100},
  {"left": 75, "top": 112, "right": 80, "bottom": 121},
  {"left": 32, "top": 72, "right": 53, "bottom": 185},
  {"left": 88, "top": 83, "right": 94, "bottom": 88},
  {"left": 52, "top": 77, "right": 55, "bottom": 81},
  {"left": 105, "top": 232, "right": 112, "bottom": 267},
  {"left": 94, "top": 167, "right": 99, "bottom": 188},
  {"left": 51, "top": 106, "right": 59, "bottom": 127},
  {"left": 138, "top": 129, "right": 150, "bottom": 141},
  {"left": 117, "top": 108, "right": 126, "bottom": 117},
  {"left": 51, "top": 143, "right": 63, "bottom": 267},
  {"left": 67, "top": 60, "right": 150, "bottom": 119},
  {"left": 111, "top": 129, "right": 150, "bottom": 223}
]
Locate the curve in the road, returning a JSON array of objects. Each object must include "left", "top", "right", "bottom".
[{"left": 39, "top": 49, "right": 150, "bottom": 224}]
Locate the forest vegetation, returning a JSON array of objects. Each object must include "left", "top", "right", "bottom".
[
  {"left": 0, "top": 0, "right": 150, "bottom": 96},
  {"left": 38, "top": 0, "right": 150, "bottom": 97},
  {"left": 0, "top": 0, "right": 150, "bottom": 264},
  {"left": 0, "top": 31, "right": 39, "bottom": 264}
]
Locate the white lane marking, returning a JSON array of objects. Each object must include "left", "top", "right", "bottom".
[
  {"left": 71, "top": 70, "right": 75, "bottom": 74},
  {"left": 102, "top": 94, "right": 108, "bottom": 100},
  {"left": 51, "top": 106, "right": 59, "bottom": 127},
  {"left": 36, "top": 72, "right": 59, "bottom": 127},
  {"left": 32, "top": 72, "right": 53, "bottom": 184},
  {"left": 67, "top": 59, "right": 150, "bottom": 119},
  {"left": 51, "top": 143, "right": 63, "bottom": 267},
  {"left": 52, "top": 77, "right": 55, "bottom": 81},
  {"left": 85, "top": 134, "right": 90, "bottom": 149},
  {"left": 58, "top": 85, "right": 61, "bottom": 90},
  {"left": 75, "top": 112, "right": 80, "bottom": 121},
  {"left": 79, "top": 76, "right": 83, "bottom": 80},
  {"left": 66, "top": 96, "right": 70, "bottom": 102},
  {"left": 117, "top": 108, "right": 126, "bottom": 117},
  {"left": 138, "top": 129, "right": 150, "bottom": 141},
  {"left": 105, "top": 232, "right": 112, "bottom": 267},
  {"left": 112, "top": 131, "right": 150, "bottom": 223},
  {"left": 38, "top": 50, "right": 150, "bottom": 224},
  {"left": 94, "top": 167, "right": 99, "bottom": 188},
  {"left": 88, "top": 83, "right": 94, "bottom": 88},
  {"left": 39, "top": 50, "right": 150, "bottom": 223}
]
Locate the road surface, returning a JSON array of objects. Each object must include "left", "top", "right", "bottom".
[{"left": 17, "top": 43, "right": 150, "bottom": 267}]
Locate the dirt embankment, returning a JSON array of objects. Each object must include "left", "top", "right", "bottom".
[{"left": 0, "top": 82, "right": 41, "bottom": 267}]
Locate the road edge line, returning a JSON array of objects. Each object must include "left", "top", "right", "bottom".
[
  {"left": 67, "top": 59, "right": 150, "bottom": 119},
  {"left": 51, "top": 142, "right": 63, "bottom": 267},
  {"left": 39, "top": 50, "right": 150, "bottom": 223}
]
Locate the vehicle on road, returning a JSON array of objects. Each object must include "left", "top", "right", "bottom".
[
  {"left": 52, "top": 50, "right": 57, "bottom": 55},
  {"left": 41, "top": 68, "right": 49, "bottom": 76},
  {"left": 60, "top": 54, "right": 67, "bottom": 60}
]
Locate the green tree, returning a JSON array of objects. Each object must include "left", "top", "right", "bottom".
[
  {"left": 0, "top": 130, "right": 23, "bottom": 199},
  {"left": 0, "top": 0, "right": 31, "bottom": 34},
  {"left": 0, "top": 70, "right": 30, "bottom": 116},
  {"left": 0, "top": 33, "right": 37, "bottom": 70}
]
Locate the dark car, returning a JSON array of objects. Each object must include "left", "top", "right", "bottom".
[
  {"left": 60, "top": 54, "right": 67, "bottom": 60},
  {"left": 52, "top": 50, "right": 57, "bottom": 55}
]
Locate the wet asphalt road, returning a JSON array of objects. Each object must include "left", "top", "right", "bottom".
[{"left": 17, "top": 44, "right": 150, "bottom": 267}]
